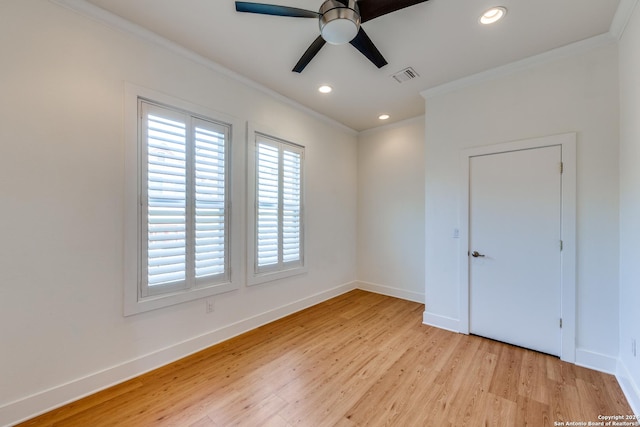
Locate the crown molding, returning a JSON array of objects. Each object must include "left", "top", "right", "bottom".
[
  {"left": 358, "top": 114, "right": 425, "bottom": 136},
  {"left": 420, "top": 33, "right": 617, "bottom": 100},
  {"left": 48, "top": 0, "right": 358, "bottom": 136}
]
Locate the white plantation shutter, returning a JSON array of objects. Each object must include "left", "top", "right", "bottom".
[
  {"left": 254, "top": 134, "right": 304, "bottom": 275},
  {"left": 193, "top": 120, "right": 227, "bottom": 281},
  {"left": 140, "top": 101, "right": 229, "bottom": 297},
  {"left": 257, "top": 143, "right": 280, "bottom": 267},
  {"left": 145, "top": 112, "right": 187, "bottom": 290},
  {"left": 282, "top": 149, "right": 301, "bottom": 263}
]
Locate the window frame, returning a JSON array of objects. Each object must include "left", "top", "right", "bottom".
[
  {"left": 246, "top": 127, "right": 307, "bottom": 286},
  {"left": 124, "top": 84, "right": 239, "bottom": 316}
]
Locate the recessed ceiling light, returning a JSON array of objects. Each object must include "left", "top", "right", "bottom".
[
  {"left": 480, "top": 6, "right": 507, "bottom": 25},
  {"left": 318, "top": 85, "right": 333, "bottom": 94},
  {"left": 378, "top": 114, "right": 390, "bottom": 120}
]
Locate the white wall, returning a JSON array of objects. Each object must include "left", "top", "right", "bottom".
[
  {"left": 618, "top": 0, "right": 640, "bottom": 414},
  {"left": 0, "top": 1, "right": 357, "bottom": 424},
  {"left": 356, "top": 118, "right": 425, "bottom": 303},
  {"left": 422, "top": 44, "right": 620, "bottom": 370}
]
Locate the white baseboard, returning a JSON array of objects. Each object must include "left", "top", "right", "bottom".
[
  {"left": 617, "top": 359, "right": 640, "bottom": 416},
  {"left": 0, "top": 281, "right": 357, "bottom": 427},
  {"left": 422, "top": 311, "right": 460, "bottom": 333},
  {"left": 355, "top": 281, "right": 424, "bottom": 304},
  {"left": 575, "top": 348, "right": 618, "bottom": 375}
]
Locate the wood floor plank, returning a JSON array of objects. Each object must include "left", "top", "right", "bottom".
[
  {"left": 18, "top": 290, "right": 633, "bottom": 427},
  {"left": 189, "top": 415, "right": 218, "bottom": 427},
  {"left": 515, "top": 395, "right": 553, "bottom": 426},
  {"left": 480, "top": 393, "right": 518, "bottom": 427},
  {"left": 488, "top": 342, "right": 524, "bottom": 402},
  {"left": 449, "top": 351, "right": 499, "bottom": 426},
  {"left": 518, "top": 349, "right": 551, "bottom": 405},
  {"left": 342, "top": 347, "right": 431, "bottom": 426}
]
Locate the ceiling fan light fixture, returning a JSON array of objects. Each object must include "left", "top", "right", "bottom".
[
  {"left": 319, "top": 0, "right": 361, "bottom": 45},
  {"left": 480, "top": 6, "right": 507, "bottom": 24}
]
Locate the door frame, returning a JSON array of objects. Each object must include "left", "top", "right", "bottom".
[{"left": 459, "top": 133, "right": 576, "bottom": 362}]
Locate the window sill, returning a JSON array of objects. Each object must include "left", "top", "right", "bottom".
[
  {"left": 124, "top": 281, "right": 238, "bottom": 316},
  {"left": 247, "top": 265, "right": 308, "bottom": 287}
]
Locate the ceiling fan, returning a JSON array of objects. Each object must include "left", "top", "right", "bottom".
[{"left": 235, "top": 0, "right": 429, "bottom": 73}]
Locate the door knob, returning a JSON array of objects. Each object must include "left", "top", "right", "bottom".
[{"left": 471, "top": 251, "right": 485, "bottom": 258}]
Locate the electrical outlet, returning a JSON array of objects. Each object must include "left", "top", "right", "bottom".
[{"left": 205, "top": 298, "right": 215, "bottom": 314}]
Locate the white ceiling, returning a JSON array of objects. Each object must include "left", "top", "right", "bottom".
[{"left": 83, "top": 0, "right": 622, "bottom": 131}]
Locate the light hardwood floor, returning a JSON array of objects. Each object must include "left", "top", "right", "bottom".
[{"left": 19, "top": 290, "right": 632, "bottom": 426}]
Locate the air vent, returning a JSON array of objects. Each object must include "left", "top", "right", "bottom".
[{"left": 391, "top": 67, "right": 420, "bottom": 83}]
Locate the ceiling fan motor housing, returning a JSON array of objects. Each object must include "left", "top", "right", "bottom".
[{"left": 319, "top": 0, "right": 361, "bottom": 45}]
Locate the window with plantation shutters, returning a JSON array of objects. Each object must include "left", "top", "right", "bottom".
[
  {"left": 250, "top": 132, "right": 305, "bottom": 282},
  {"left": 139, "top": 100, "right": 230, "bottom": 298}
]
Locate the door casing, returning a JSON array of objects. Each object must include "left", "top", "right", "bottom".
[{"left": 459, "top": 133, "right": 576, "bottom": 362}]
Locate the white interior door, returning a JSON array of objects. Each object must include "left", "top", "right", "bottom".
[{"left": 469, "top": 145, "right": 562, "bottom": 356}]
